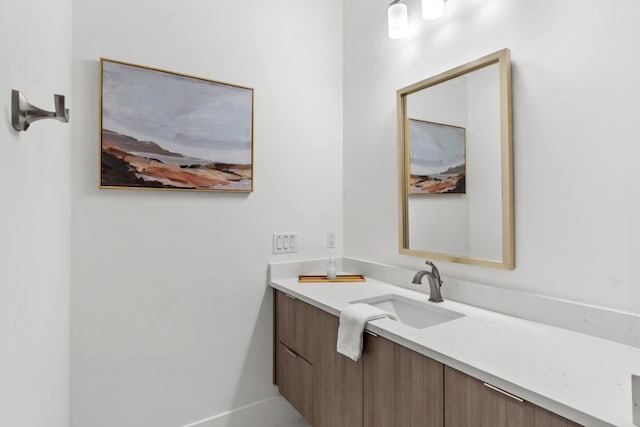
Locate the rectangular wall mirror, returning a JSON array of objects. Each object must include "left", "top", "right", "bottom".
[{"left": 397, "top": 49, "right": 514, "bottom": 269}]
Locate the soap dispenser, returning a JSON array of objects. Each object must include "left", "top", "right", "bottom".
[{"left": 327, "top": 251, "right": 337, "bottom": 280}]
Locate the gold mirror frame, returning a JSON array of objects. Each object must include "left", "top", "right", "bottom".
[{"left": 397, "top": 49, "right": 514, "bottom": 269}]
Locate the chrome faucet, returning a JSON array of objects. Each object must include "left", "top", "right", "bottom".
[{"left": 412, "top": 260, "right": 444, "bottom": 303}]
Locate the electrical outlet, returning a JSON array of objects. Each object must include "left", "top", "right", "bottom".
[
  {"left": 327, "top": 231, "right": 336, "bottom": 248},
  {"left": 273, "top": 233, "right": 297, "bottom": 254}
]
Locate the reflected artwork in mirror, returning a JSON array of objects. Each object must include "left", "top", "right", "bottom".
[
  {"left": 409, "top": 119, "right": 466, "bottom": 195},
  {"left": 397, "top": 49, "right": 514, "bottom": 269}
]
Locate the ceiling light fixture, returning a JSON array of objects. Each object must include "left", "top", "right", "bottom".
[
  {"left": 388, "top": 0, "right": 449, "bottom": 39},
  {"left": 388, "top": 0, "right": 409, "bottom": 40}
]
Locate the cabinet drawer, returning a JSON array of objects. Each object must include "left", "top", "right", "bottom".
[
  {"left": 275, "top": 290, "right": 314, "bottom": 362},
  {"left": 445, "top": 366, "right": 530, "bottom": 427},
  {"left": 277, "top": 342, "right": 313, "bottom": 422},
  {"left": 444, "top": 367, "right": 583, "bottom": 427}
]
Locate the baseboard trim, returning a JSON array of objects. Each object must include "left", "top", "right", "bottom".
[{"left": 181, "top": 396, "right": 303, "bottom": 427}]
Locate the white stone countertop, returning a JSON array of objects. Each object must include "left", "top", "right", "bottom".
[{"left": 269, "top": 275, "right": 640, "bottom": 427}]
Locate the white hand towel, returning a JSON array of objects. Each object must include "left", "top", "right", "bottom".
[{"left": 337, "top": 303, "right": 397, "bottom": 362}]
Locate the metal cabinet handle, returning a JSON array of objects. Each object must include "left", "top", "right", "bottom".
[
  {"left": 483, "top": 383, "right": 524, "bottom": 403},
  {"left": 285, "top": 293, "right": 297, "bottom": 300},
  {"left": 365, "top": 330, "right": 378, "bottom": 337},
  {"left": 285, "top": 348, "right": 298, "bottom": 358}
]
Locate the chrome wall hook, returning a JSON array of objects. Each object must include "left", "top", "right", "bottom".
[{"left": 11, "top": 89, "right": 70, "bottom": 131}]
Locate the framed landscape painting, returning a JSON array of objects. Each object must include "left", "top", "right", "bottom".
[
  {"left": 100, "top": 58, "right": 254, "bottom": 192},
  {"left": 408, "top": 119, "right": 466, "bottom": 195}
]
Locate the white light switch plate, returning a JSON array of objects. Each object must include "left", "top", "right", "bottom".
[
  {"left": 633, "top": 374, "right": 639, "bottom": 426},
  {"left": 273, "top": 233, "right": 297, "bottom": 254}
]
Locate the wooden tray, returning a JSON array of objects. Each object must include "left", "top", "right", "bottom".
[{"left": 298, "top": 274, "right": 366, "bottom": 283}]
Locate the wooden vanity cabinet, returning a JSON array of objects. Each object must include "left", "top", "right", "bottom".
[
  {"left": 275, "top": 291, "right": 315, "bottom": 422},
  {"left": 275, "top": 289, "right": 443, "bottom": 427},
  {"left": 363, "top": 333, "right": 444, "bottom": 427},
  {"left": 275, "top": 290, "right": 362, "bottom": 426},
  {"left": 445, "top": 366, "right": 531, "bottom": 427},
  {"left": 276, "top": 290, "right": 314, "bottom": 361},
  {"left": 274, "top": 289, "right": 582, "bottom": 427},
  {"left": 276, "top": 342, "right": 313, "bottom": 421},
  {"left": 313, "top": 306, "right": 363, "bottom": 427},
  {"left": 316, "top": 322, "right": 444, "bottom": 427},
  {"left": 444, "top": 367, "right": 582, "bottom": 427}
]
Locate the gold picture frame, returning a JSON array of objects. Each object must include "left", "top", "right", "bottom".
[{"left": 99, "top": 58, "right": 254, "bottom": 192}]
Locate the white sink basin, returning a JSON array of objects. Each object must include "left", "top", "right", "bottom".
[{"left": 352, "top": 294, "right": 464, "bottom": 329}]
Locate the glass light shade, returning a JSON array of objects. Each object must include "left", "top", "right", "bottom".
[
  {"left": 422, "top": 0, "right": 444, "bottom": 20},
  {"left": 388, "top": 2, "right": 408, "bottom": 39}
]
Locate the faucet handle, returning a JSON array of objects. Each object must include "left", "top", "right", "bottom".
[{"left": 424, "top": 260, "right": 442, "bottom": 285}]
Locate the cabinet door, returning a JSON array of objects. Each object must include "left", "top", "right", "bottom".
[
  {"left": 335, "top": 342, "right": 363, "bottom": 427},
  {"left": 277, "top": 342, "right": 313, "bottom": 422},
  {"left": 313, "top": 308, "right": 338, "bottom": 427},
  {"left": 531, "top": 405, "right": 582, "bottom": 427},
  {"left": 445, "top": 366, "right": 532, "bottom": 427},
  {"left": 313, "top": 305, "right": 364, "bottom": 427},
  {"left": 275, "top": 290, "right": 314, "bottom": 362},
  {"left": 364, "top": 334, "right": 444, "bottom": 427}
]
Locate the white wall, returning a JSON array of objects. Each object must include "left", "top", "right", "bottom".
[
  {"left": 344, "top": 0, "right": 640, "bottom": 314},
  {"left": 0, "top": 0, "right": 71, "bottom": 425},
  {"left": 70, "top": 0, "right": 343, "bottom": 426}
]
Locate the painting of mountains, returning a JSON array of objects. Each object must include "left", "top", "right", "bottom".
[
  {"left": 100, "top": 59, "right": 253, "bottom": 192},
  {"left": 409, "top": 119, "right": 466, "bottom": 195}
]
